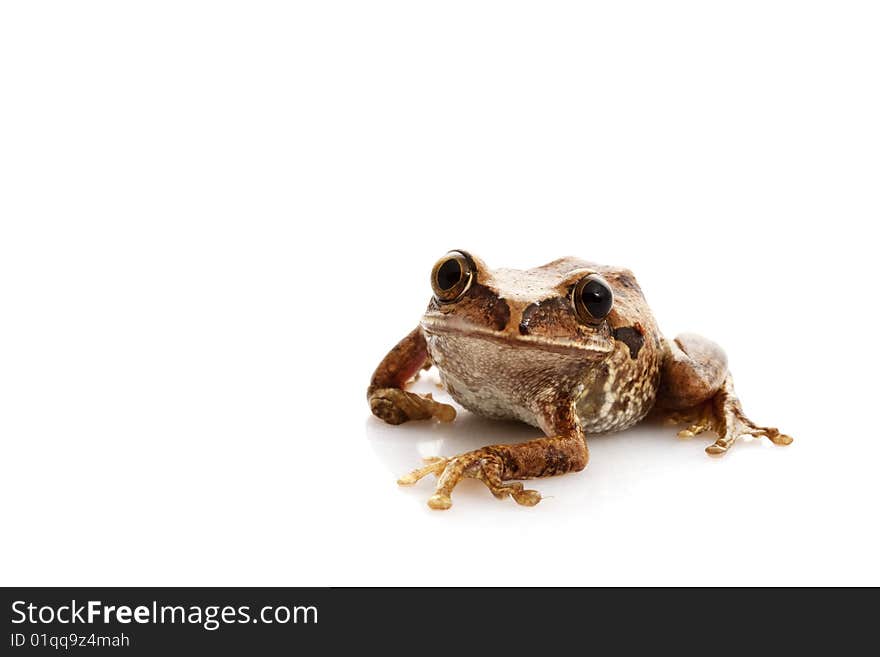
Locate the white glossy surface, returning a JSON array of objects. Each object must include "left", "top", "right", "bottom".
[{"left": 1, "top": 2, "right": 877, "bottom": 586}]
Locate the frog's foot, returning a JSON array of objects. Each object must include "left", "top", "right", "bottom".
[
  {"left": 369, "top": 388, "right": 456, "bottom": 425},
  {"left": 706, "top": 411, "right": 793, "bottom": 456},
  {"left": 703, "top": 376, "right": 793, "bottom": 456},
  {"left": 398, "top": 451, "right": 541, "bottom": 510},
  {"left": 675, "top": 401, "right": 715, "bottom": 439}
]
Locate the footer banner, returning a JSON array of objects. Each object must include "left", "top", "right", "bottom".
[{"left": 0, "top": 587, "right": 853, "bottom": 653}]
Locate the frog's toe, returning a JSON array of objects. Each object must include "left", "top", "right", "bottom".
[
  {"left": 427, "top": 493, "right": 453, "bottom": 510},
  {"left": 752, "top": 428, "right": 793, "bottom": 446},
  {"left": 399, "top": 450, "right": 543, "bottom": 510},
  {"left": 498, "top": 483, "right": 542, "bottom": 506},
  {"left": 671, "top": 401, "right": 714, "bottom": 440},
  {"left": 397, "top": 457, "right": 449, "bottom": 486},
  {"left": 475, "top": 461, "right": 542, "bottom": 506},
  {"left": 705, "top": 439, "right": 732, "bottom": 456},
  {"left": 678, "top": 423, "right": 710, "bottom": 439},
  {"left": 422, "top": 393, "right": 456, "bottom": 422}
]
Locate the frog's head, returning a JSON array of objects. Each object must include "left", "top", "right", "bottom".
[{"left": 420, "top": 250, "right": 636, "bottom": 358}]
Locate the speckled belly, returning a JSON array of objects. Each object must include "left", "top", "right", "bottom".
[{"left": 574, "top": 355, "right": 659, "bottom": 434}]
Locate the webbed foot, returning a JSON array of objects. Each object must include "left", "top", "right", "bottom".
[
  {"left": 398, "top": 452, "right": 542, "bottom": 510},
  {"left": 670, "top": 377, "right": 793, "bottom": 456}
]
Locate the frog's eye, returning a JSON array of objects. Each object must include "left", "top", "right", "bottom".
[
  {"left": 431, "top": 250, "right": 474, "bottom": 303},
  {"left": 572, "top": 274, "right": 614, "bottom": 324}
]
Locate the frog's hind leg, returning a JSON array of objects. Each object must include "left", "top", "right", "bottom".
[
  {"left": 703, "top": 374, "right": 793, "bottom": 455},
  {"left": 656, "top": 333, "right": 793, "bottom": 456}
]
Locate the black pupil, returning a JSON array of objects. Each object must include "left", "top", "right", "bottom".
[
  {"left": 437, "top": 259, "right": 463, "bottom": 291},
  {"left": 581, "top": 280, "right": 612, "bottom": 318}
]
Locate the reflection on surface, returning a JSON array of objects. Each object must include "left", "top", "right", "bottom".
[
  {"left": 366, "top": 411, "right": 536, "bottom": 477},
  {"left": 363, "top": 369, "right": 779, "bottom": 511}
]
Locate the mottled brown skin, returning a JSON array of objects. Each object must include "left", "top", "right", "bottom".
[{"left": 368, "top": 251, "right": 792, "bottom": 510}]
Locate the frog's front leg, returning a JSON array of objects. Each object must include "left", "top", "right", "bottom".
[
  {"left": 656, "top": 333, "right": 793, "bottom": 455},
  {"left": 399, "top": 404, "right": 588, "bottom": 510},
  {"left": 368, "top": 327, "right": 456, "bottom": 425}
]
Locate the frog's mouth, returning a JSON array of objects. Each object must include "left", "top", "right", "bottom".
[{"left": 420, "top": 317, "right": 614, "bottom": 358}]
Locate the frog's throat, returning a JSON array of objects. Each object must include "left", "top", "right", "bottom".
[{"left": 419, "top": 319, "right": 613, "bottom": 358}]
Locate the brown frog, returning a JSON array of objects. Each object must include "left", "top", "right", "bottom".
[{"left": 368, "top": 250, "right": 792, "bottom": 510}]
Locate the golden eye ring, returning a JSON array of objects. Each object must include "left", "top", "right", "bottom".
[
  {"left": 431, "top": 250, "right": 474, "bottom": 303},
  {"left": 572, "top": 273, "right": 614, "bottom": 324}
]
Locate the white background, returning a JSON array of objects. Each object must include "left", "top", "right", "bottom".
[{"left": 1, "top": 2, "right": 877, "bottom": 586}]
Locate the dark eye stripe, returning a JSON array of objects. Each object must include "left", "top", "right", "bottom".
[{"left": 613, "top": 326, "right": 644, "bottom": 359}]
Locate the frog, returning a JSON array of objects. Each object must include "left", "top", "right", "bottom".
[{"left": 367, "top": 250, "right": 792, "bottom": 510}]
